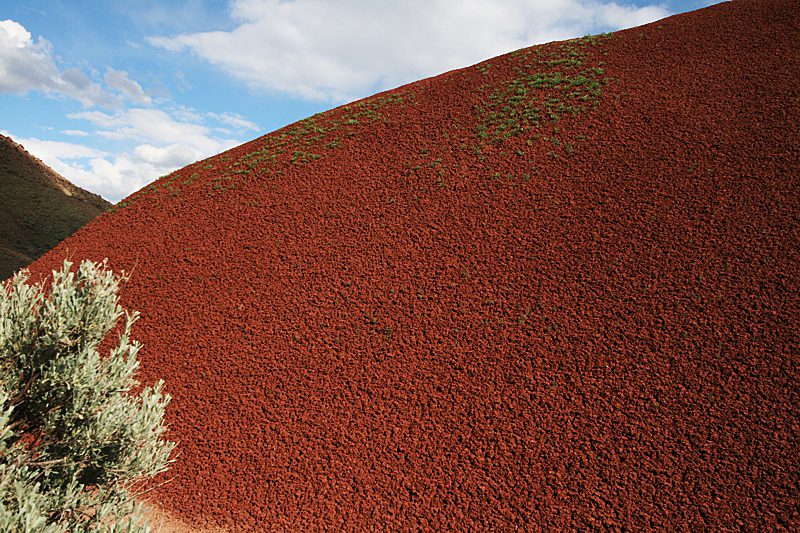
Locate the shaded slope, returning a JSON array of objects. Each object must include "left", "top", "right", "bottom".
[
  {"left": 0, "top": 135, "right": 112, "bottom": 280},
  {"left": 26, "top": 0, "right": 800, "bottom": 531}
]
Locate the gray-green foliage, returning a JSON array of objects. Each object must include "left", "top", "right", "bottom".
[{"left": 0, "top": 259, "right": 175, "bottom": 532}]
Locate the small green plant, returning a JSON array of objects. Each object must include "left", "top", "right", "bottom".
[
  {"left": 0, "top": 260, "right": 175, "bottom": 532},
  {"left": 471, "top": 33, "right": 611, "bottom": 149}
]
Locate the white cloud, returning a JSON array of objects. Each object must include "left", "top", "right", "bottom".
[
  {"left": 0, "top": 131, "right": 118, "bottom": 199},
  {"left": 0, "top": 21, "right": 161, "bottom": 109},
  {"left": 1, "top": 19, "right": 258, "bottom": 203},
  {"left": 2, "top": 129, "right": 237, "bottom": 203},
  {"left": 2, "top": 134, "right": 110, "bottom": 160},
  {"left": 170, "top": 106, "right": 205, "bottom": 123},
  {"left": 104, "top": 67, "right": 153, "bottom": 106},
  {"left": 147, "top": 0, "right": 670, "bottom": 102},
  {"left": 210, "top": 111, "right": 259, "bottom": 132},
  {"left": 0, "top": 20, "right": 122, "bottom": 108},
  {"left": 133, "top": 143, "right": 204, "bottom": 167},
  {"left": 4, "top": 106, "right": 246, "bottom": 202},
  {"left": 67, "top": 108, "right": 238, "bottom": 155},
  {"left": 174, "top": 70, "right": 192, "bottom": 93}
]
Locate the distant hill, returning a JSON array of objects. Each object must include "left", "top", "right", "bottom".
[
  {"left": 0, "top": 134, "right": 112, "bottom": 280},
  {"left": 27, "top": 0, "right": 799, "bottom": 531}
]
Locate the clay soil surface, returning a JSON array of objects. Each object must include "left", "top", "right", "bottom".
[{"left": 28, "top": 0, "right": 799, "bottom": 531}]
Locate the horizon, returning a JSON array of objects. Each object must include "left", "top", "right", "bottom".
[{"left": 2, "top": 0, "right": 722, "bottom": 203}]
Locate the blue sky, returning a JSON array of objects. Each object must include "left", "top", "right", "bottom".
[{"left": 2, "top": 0, "right": 721, "bottom": 202}]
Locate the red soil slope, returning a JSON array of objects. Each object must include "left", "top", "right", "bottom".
[{"left": 26, "top": 0, "right": 799, "bottom": 530}]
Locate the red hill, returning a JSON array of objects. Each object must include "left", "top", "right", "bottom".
[{"left": 25, "top": 0, "right": 800, "bottom": 530}]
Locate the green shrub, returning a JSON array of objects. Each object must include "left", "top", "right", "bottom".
[{"left": 0, "top": 259, "right": 175, "bottom": 532}]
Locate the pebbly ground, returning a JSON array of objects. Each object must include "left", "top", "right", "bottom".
[{"left": 28, "top": 0, "right": 799, "bottom": 530}]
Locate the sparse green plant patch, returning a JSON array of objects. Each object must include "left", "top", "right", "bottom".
[
  {"left": 471, "top": 33, "right": 612, "bottom": 150},
  {"left": 290, "top": 150, "right": 322, "bottom": 165},
  {"left": 183, "top": 172, "right": 200, "bottom": 186}
]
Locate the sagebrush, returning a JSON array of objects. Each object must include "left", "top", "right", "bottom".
[{"left": 0, "top": 259, "right": 175, "bottom": 532}]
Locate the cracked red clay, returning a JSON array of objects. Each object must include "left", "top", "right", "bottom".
[{"left": 26, "top": 0, "right": 799, "bottom": 531}]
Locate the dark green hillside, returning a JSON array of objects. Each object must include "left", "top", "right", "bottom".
[{"left": 0, "top": 134, "right": 112, "bottom": 281}]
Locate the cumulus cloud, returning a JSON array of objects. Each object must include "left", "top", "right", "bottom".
[
  {"left": 210, "top": 112, "right": 260, "bottom": 132},
  {"left": 67, "top": 108, "right": 240, "bottom": 155},
  {"left": 2, "top": 129, "right": 238, "bottom": 202},
  {"left": 0, "top": 131, "right": 118, "bottom": 199},
  {"left": 4, "top": 135, "right": 109, "bottom": 161},
  {"left": 147, "top": 0, "right": 670, "bottom": 102},
  {"left": 133, "top": 143, "right": 204, "bottom": 167},
  {"left": 1, "top": 19, "right": 258, "bottom": 203},
  {"left": 170, "top": 106, "right": 205, "bottom": 124},
  {"left": 0, "top": 19, "right": 56, "bottom": 93},
  {"left": 104, "top": 67, "right": 153, "bottom": 106},
  {"left": 4, "top": 106, "right": 246, "bottom": 202},
  {"left": 0, "top": 20, "right": 122, "bottom": 108}
]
